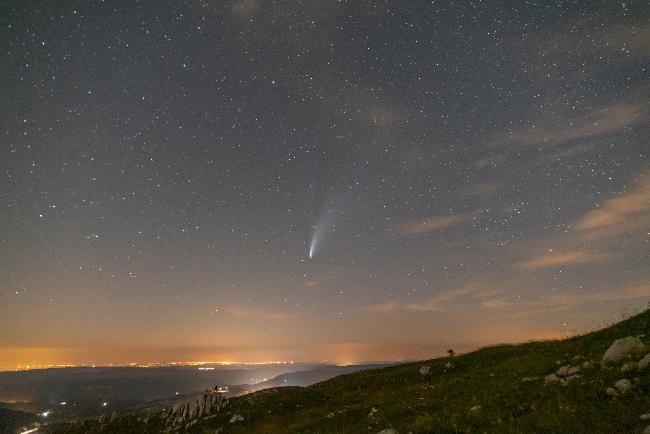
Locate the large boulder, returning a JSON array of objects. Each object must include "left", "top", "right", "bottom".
[{"left": 602, "top": 336, "right": 647, "bottom": 363}]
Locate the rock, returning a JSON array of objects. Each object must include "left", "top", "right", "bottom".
[
  {"left": 419, "top": 366, "right": 431, "bottom": 376},
  {"left": 445, "top": 362, "right": 454, "bottom": 369},
  {"left": 641, "top": 413, "right": 650, "bottom": 420},
  {"left": 229, "top": 414, "right": 244, "bottom": 423},
  {"left": 581, "top": 360, "right": 593, "bottom": 369},
  {"left": 556, "top": 365, "right": 580, "bottom": 377},
  {"left": 605, "top": 387, "right": 619, "bottom": 397},
  {"left": 470, "top": 405, "right": 481, "bottom": 412},
  {"left": 546, "top": 363, "right": 581, "bottom": 386},
  {"left": 545, "top": 373, "right": 562, "bottom": 384},
  {"left": 377, "top": 430, "right": 398, "bottom": 434},
  {"left": 638, "top": 353, "right": 650, "bottom": 370},
  {"left": 327, "top": 412, "right": 334, "bottom": 418},
  {"left": 522, "top": 376, "right": 539, "bottom": 382},
  {"left": 602, "top": 336, "right": 647, "bottom": 363},
  {"left": 368, "top": 407, "right": 378, "bottom": 417},
  {"left": 621, "top": 361, "right": 637, "bottom": 372},
  {"left": 556, "top": 366, "right": 571, "bottom": 377},
  {"left": 562, "top": 374, "right": 582, "bottom": 384},
  {"left": 614, "top": 378, "right": 633, "bottom": 394},
  {"left": 644, "top": 425, "right": 650, "bottom": 434}
]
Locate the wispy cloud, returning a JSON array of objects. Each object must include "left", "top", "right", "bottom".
[
  {"left": 364, "top": 285, "right": 486, "bottom": 313},
  {"left": 366, "top": 301, "right": 400, "bottom": 313},
  {"left": 583, "top": 284, "right": 650, "bottom": 302},
  {"left": 517, "top": 250, "right": 615, "bottom": 269},
  {"left": 392, "top": 212, "right": 474, "bottom": 236},
  {"left": 576, "top": 173, "right": 650, "bottom": 232},
  {"left": 513, "top": 283, "right": 650, "bottom": 315},
  {"left": 511, "top": 169, "right": 649, "bottom": 270},
  {"left": 225, "top": 307, "right": 294, "bottom": 321},
  {"left": 496, "top": 102, "right": 644, "bottom": 147},
  {"left": 404, "top": 285, "right": 478, "bottom": 312}
]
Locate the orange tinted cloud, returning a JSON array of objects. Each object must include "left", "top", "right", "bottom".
[
  {"left": 365, "top": 285, "right": 478, "bottom": 313},
  {"left": 576, "top": 175, "right": 650, "bottom": 231},
  {"left": 517, "top": 250, "right": 614, "bottom": 269},
  {"left": 365, "top": 301, "right": 399, "bottom": 313},
  {"left": 584, "top": 283, "right": 650, "bottom": 302},
  {"left": 225, "top": 307, "right": 294, "bottom": 320},
  {"left": 393, "top": 213, "right": 474, "bottom": 236}
]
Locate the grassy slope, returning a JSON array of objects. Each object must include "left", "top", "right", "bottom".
[{"left": 56, "top": 309, "right": 650, "bottom": 433}]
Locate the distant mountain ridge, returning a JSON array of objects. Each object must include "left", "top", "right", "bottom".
[{"left": 234, "top": 363, "right": 395, "bottom": 393}]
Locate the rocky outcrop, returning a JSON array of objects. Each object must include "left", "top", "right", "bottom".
[
  {"left": 544, "top": 364, "right": 581, "bottom": 385},
  {"left": 163, "top": 392, "right": 228, "bottom": 427}
]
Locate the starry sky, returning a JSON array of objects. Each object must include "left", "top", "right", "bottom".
[{"left": 1, "top": 0, "right": 649, "bottom": 370}]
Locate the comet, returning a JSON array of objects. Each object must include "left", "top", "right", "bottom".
[
  {"left": 308, "top": 225, "right": 324, "bottom": 259},
  {"left": 308, "top": 207, "right": 335, "bottom": 259}
]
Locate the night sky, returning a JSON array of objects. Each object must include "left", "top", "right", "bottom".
[{"left": 1, "top": 1, "right": 649, "bottom": 370}]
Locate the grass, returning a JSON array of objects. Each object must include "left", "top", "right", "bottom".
[{"left": 51, "top": 308, "right": 650, "bottom": 433}]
